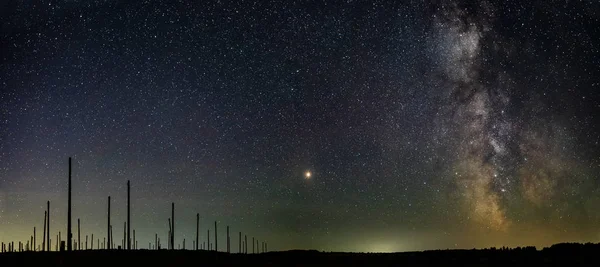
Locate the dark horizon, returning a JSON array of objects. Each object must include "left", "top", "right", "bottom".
[{"left": 1, "top": 0, "right": 599, "bottom": 252}]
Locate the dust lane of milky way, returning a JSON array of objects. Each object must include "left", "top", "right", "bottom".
[{"left": 0, "top": 0, "right": 599, "bottom": 252}]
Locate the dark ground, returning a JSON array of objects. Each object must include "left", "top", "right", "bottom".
[{"left": 1, "top": 243, "right": 599, "bottom": 266}]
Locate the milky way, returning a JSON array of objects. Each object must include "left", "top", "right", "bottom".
[
  {"left": 430, "top": 1, "right": 599, "bottom": 234},
  {"left": 431, "top": 1, "right": 517, "bottom": 230}
]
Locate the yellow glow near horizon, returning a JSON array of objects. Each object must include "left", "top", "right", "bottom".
[
  {"left": 305, "top": 171, "right": 311, "bottom": 179},
  {"left": 364, "top": 242, "right": 397, "bottom": 253}
]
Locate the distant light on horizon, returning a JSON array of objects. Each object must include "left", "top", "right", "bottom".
[{"left": 364, "top": 242, "right": 398, "bottom": 253}]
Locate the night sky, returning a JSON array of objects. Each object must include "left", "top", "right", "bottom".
[{"left": 1, "top": 0, "right": 599, "bottom": 252}]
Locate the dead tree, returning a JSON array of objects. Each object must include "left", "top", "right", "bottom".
[
  {"left": 67, "top": 157, "right": 73, "bottom": 251},
  {"left": 107, "top": 196, "right": 111, "bottom": 250},
  {"left": 127, "top": 180, "right": 131, "bottom": 250}
]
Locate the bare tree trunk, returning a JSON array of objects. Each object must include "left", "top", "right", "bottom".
[
  {"left": 78, "top": 218, "right": 81, "bottom": 250},
  {"left": 127, "top": 180, "right": 131, "bottom": 250},
  {"left": 171, "top": 202, "right": 175, "bottom": 250},
  {"left": 107, "top": 196, "right": 111, "bottom": 250},
  {"left": 67, "top": 157, "right": 72, "bottom": 251},
  {"left": 47, "top": 201, "right": 50, "bottom": 251}
]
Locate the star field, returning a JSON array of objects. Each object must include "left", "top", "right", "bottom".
[{"left": 1, "top": 0, "right": 599, "bottom": 252}]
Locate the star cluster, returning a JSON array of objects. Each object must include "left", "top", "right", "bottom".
[{"left": 1, "top": 0, "right": 599, "bottom": 252}]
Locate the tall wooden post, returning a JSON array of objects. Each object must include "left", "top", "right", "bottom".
[
  {"left": 196, "top": 213, "right": 199, "bottom": 250},
  {"left": 107, "top": 196, "right": 111, "bottom": 250},
  {"left": 110, "top": 225, "right": 113, "bottom": 249},
  {"left": 171, "top": 202, "right": 174, "bottom": 250},
  {"left": 78, "top": 218, "right": 81, "bottom": 250},
  {"left": 67, "top": 157, "right": 72, "bottom": 251},
  {"left": 47, "top": 201, "right": 50, "bottom": 251},
  {"left": 127, "top": 180, "right": 131, "bottom": 250}
]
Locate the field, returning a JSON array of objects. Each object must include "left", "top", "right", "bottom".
[{"left": 1, "top": 243, "right": 599, "bottom": 266}]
